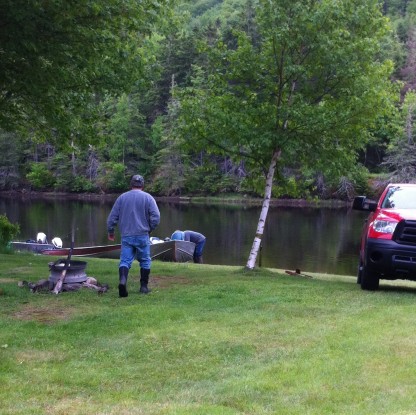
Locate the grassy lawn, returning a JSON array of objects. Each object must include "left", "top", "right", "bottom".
[{"left": 1, "top": 253, "right": 416, "bottom": 415}]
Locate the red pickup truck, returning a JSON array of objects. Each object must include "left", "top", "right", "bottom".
[{"left": 353, "top": 183, "right": 416, "bottom": 290}]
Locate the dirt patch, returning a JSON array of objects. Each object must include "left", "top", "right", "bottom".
[
  {"left": 151, "top": 275, "right": 192, "bottom": 289},
  {"left": 16, "top": 349, "right": 57, "bottom": 363},
  {"left": 0, "top": 278, "right": 16, "bottom": 283},
  {"left": 12, "top": 303, "right": 75, "bottom": 324}
]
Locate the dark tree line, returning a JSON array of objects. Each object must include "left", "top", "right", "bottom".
[{"left": 0, "top": 0, "right": 415, "bottom": 200}]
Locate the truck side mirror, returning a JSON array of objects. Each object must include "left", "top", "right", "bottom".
[{"left": 352, "top": 196, "right": 377, "bottom": 212}]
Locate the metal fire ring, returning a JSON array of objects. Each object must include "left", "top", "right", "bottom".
[{"left": 48, "top": 259, "right": 88, "bottom": 284}]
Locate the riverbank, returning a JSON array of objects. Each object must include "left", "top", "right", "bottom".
[{"left": 0, "top": 189, "right": 350, "bottom": 207}]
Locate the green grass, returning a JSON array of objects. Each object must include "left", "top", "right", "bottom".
[{"left": 1, "top": 253, "right": 416, "bottom": 414}]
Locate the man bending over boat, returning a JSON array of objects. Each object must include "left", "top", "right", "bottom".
[
  {"left": 171, "top": 230, "right": 206, "bottom": 263},
  {"left": 107, "top": 174, "right": 160, "bottom": 298}
]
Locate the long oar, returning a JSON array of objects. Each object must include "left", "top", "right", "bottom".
[{"left": 52, "top": 221, "right": 75, "bottom": 294}]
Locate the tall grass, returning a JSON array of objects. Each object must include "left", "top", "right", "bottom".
[{"left": 1, "top": 253, "right": 416, "bottom": 414}]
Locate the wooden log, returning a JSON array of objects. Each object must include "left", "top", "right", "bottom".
[
  {"left": 52, "top": 223, "right": 75, "bottom": 294},
  {"left": 285, "top": 269, "right": 313, "bottom": 279}
]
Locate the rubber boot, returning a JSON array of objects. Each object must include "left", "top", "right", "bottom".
[
  {"left": 194, "top": 256, "right": 203, "bottom": 264},
  {"left": 139, "top": 268, "right": 151, "bottom": 294},
  {"left": 118, "top": 266, "right": 129, "bottom": 298}
]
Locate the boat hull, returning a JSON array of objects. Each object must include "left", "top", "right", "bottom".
[
  {"left": 41, "top": 244, "right": 122, "bottom": 259},
  {"left": 10, "top": 241, "right": 57, "bottom": 254},
  {"left": 150, "top": 240, "right": 195, "bottom": 262},
  {"left": 11, "top": 240, "right": 196, "bottom": 262}
]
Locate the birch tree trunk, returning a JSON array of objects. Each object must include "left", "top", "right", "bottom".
[{"left": 246, "top": 148, "right": 281, "bottom": 270}]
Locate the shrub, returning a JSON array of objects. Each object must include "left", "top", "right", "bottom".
[
  {"left": 26, "top": 162, "right": 55, "bottom": 190},
  {"left": 70, "top": 176, "right": 97, "bottom": 193},
  {"left": 97, "top": 163, "right": 128, "bottom": 193},
  {"left": 0, "top": 215, "right": 20, "bottom": 252}
]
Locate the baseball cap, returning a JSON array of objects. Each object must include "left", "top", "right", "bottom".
[{"left": 131, "top": 174, "right": 144, "bottom": 187}]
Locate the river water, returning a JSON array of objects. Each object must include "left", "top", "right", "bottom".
[{"left": 0, "top": 196, "right": 368, "bottom": 276}]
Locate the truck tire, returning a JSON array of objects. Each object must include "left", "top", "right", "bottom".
[
  {"left": 360, "top": 265, "right": 380, "bottom": 291},
  {"left": 357, "top": 261, "right": 363, "bottom": 284}
]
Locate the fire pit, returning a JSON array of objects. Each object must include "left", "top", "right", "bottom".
[
  {"left": 18, "top": 260, "right": 108, "bottom": 294},
  {"left": 48, "top": 260, "right": 88, "bottom": 284}
]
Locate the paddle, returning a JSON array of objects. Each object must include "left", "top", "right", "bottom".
[{"left": 52, "top": 221, "right": 75, "bottom": 294}]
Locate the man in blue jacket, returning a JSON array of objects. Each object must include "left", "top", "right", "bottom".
[
  {"left": 171, "top": 230, "right": 206, "bottom": 263},
  {"left": 107, "top": 174, "right": 160, "bottom": 297}
]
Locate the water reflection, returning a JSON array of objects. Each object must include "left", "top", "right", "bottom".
[{"left": 0, "top": 196, "right": 366, "bottom": 276}]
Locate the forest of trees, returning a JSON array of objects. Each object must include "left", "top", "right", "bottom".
[{"left": 1, "top": 0, "right": 416, "bottom": 201}]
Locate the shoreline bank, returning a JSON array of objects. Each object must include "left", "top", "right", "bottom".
[{"left": 0, "top": 190, "right": 350, "bottom": 208}]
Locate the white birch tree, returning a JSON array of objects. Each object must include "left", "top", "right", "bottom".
[{"left": 177, "top": 0, "right": 396, "bottom": 269}]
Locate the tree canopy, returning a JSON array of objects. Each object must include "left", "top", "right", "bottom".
[
  {"left": 180, "top": 0, "right": 396, "bottom": 172},
  {"left": 0, "top": 0, "right": 172, "bottom": 135}
]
